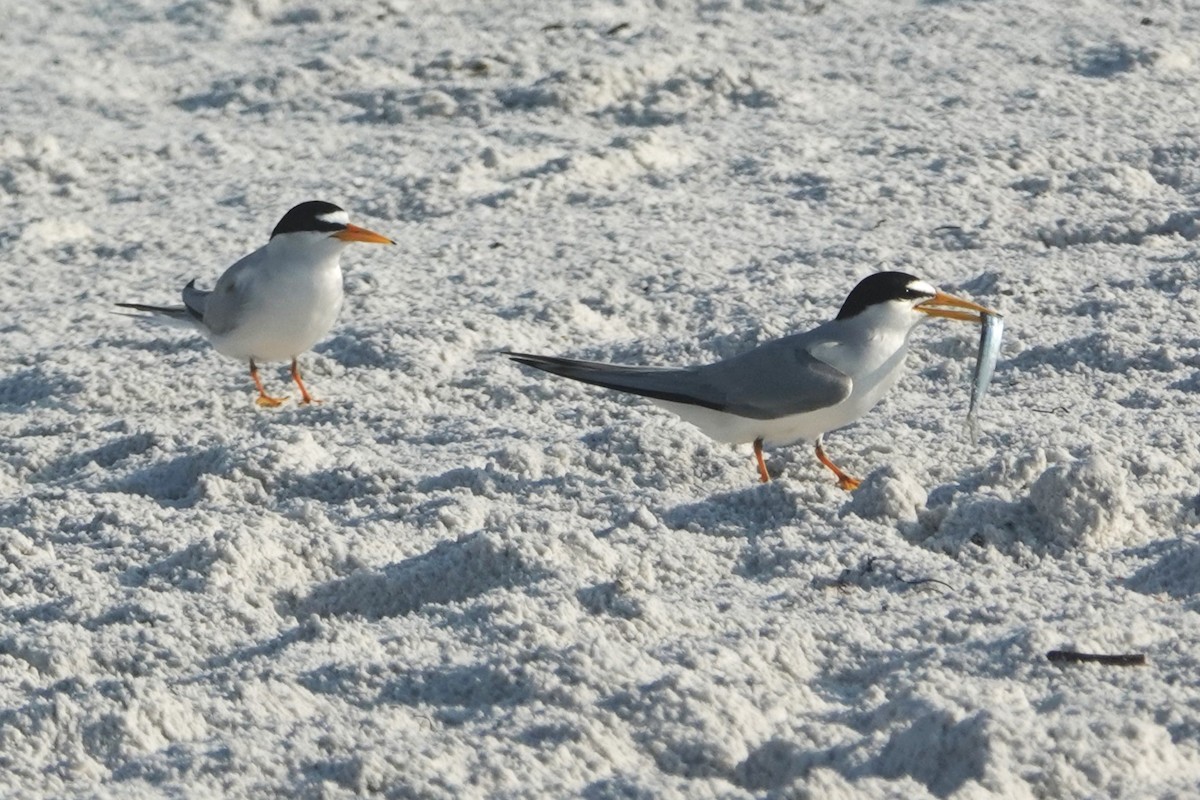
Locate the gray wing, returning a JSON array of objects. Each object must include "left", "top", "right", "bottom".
[
  {"left": 506, "top": 333, "right": 851, "bottom": 421},
  {"left": 690, "top": 333, "right": 852, "bottom": 419},
  {"left": 192, "top": 247, "right": 264, "bottom": 336}
]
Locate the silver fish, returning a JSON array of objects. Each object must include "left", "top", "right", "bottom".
[{"left": 967, "top": 311, "right": 1003, "bottom": 439}]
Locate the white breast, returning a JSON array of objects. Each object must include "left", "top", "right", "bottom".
[{"left": 207, "top": 237, "right": 345, "bottom": 362}]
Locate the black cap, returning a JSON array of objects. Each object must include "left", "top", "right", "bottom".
[
  {"left": 270, "top": 201, "right": 348, "bottom": 239},
  {"left": 836, "top": 271, "right": 933, "bottom": 319}
]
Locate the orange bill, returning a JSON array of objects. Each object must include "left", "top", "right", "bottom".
[
  {"left": 333, "top": 223, "right": 394, "bottom": 244},
  {"left": 916, "top": 291, "right": 999, "bottom": 323}
]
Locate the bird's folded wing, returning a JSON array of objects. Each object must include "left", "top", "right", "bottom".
[
  {"left": 506, "top": 344, "right": 852, "bottom": 421},
  {"left": 201, "top": 292, "right": 245, "bottom": 337},
  {"left": 197, "top": 251, "right": 260, "bottom": 336},
  {"left": 696, "top": 341, "right": 852, "bottom": 419}
]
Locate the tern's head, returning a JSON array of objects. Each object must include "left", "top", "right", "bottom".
[
  {"left": 269, "top": 201, "right": 394, "bottom": 247},
  {"left": 837, "top": 271, "right": 997, "bottom": 328}
]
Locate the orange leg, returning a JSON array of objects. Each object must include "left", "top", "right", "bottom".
[
  {"left": 250, "top": 359, "right": 287, "bottom": 407},
  {"left": 753, "top": 437, "right": 771, "bottom": 483},
  {"left": 815, "top": 437, "right": 861, "bottom": 491},
  {"left": 290, "top": 358, "right": 318, "bottom": 405}
]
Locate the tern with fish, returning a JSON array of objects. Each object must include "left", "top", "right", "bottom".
[{"left": 506, "top": 272, "right": 999, "bottom": 489}]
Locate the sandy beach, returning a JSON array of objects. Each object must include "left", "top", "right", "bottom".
[{"left": 3, "top": 0, "right": 1200, "bottom": 796}]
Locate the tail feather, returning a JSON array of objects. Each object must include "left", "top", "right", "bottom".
[
  {"left": 114, "top": 302, "right": 186, "bottom": 315},
  {"left": 114, "top": 301, "right": 201, "bottom": 329},
  {"left": 116, "top": 278, "right": 205, "bottom": 329},
  {"left": 503, "top": 351, "right": 723, "bottom": 411}
]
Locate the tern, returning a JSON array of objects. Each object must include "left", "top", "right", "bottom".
[
  {"left": 505, "top": 271, "right": 997, "bottom": 489},
  {"left": 117, "top": 201, "right": 393, "bottom": 406}
]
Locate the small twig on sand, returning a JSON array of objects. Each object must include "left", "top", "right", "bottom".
[
  {"left": 901, "top": 577, "right": 955, "bottom": 591},
  {"left": 1031, "top": 406, "right": 1070, "bottom": 415},
  {"left": 1046, "top": 650, "right": 1146, "bottom": 667}
]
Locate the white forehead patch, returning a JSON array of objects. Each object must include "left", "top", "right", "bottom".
[
  {"left": 909, "top": 279, "right": 937, "bottom": 297},
  {"left": 317, "top": 209, "right": 350, "bottom": 227}
]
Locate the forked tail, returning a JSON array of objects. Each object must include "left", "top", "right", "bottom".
[
  {"left": 115, "top": 279, "right": 206, "bottom": 328},
  {"left": 503, "top": 351, "right": 723, "bottom": 411}
]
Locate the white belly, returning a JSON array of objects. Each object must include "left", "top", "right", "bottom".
[
  {"left": 211, "top": 265, "right": 343, "bottom": 362},
  {"left": 653, "top": 341, "right": 910, "bottom": 446}
]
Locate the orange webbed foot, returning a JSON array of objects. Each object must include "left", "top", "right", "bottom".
[{"left": 815, "top": 438, "right": 861, "bottom": 491}]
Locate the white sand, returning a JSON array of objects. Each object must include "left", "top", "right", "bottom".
[{"left": 3, "top": 0, "right": 1200, "bottom": 796}]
